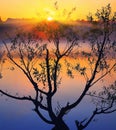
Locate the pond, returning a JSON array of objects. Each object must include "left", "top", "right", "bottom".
[{"left": 0, "top": 41, "right": 116, "bottom": 130}]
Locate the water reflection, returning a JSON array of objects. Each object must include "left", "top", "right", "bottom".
[{"left": 0, "top": 41, "right": 116, "bottom": 130}]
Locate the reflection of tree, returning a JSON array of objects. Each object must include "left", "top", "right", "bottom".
[
  {"left": 0, "top": 50, "right": 5, "bottom": 79},
  {"left": 0, "top": 4, "right": 116, "bottom": 130}
]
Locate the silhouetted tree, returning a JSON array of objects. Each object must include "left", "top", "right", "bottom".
[
  {"left": 0, "top": 4, "right": 116, "bottom": 130},
  {"left": 74, "top": 4, "right": 116, "bottom": 130},
  {"left": 0, "top": 49, "right": 5, "bottom": 79}
]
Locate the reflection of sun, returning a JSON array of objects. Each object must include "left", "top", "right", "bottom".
[{"left": 47, "top": 16, "right": 53, "bottom": 21}]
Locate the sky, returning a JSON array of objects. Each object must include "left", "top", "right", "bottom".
[{"left": 0, "top": 0, "right": 116, "bottom": 21}]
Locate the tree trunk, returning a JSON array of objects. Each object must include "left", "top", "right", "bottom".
[
  {"left": 75, "top": 120, "right": 84, "bottom": 130},
  {"left": 77, "top": 127, "right": 83, "bottom": 130},
  {"left": 52, "top": 118, "right": 69, "bottom": 130}
]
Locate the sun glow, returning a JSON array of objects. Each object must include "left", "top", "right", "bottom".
[{"left": 47, "top": 16, "right": 53, "bottom": 21}]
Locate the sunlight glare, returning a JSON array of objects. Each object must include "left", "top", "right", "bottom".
[{"left": 47, "top": 16, "right": 53, "bottom": 21}]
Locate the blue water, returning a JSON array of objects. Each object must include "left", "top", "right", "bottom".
[
  {"left": 0, "top": 41, "right": 116, "bottom": 130},
  {"left": 0, "top": 95, "right": 116, "bottom": 130}
]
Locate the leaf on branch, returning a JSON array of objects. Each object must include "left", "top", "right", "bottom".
[
  {"left": 67, "top": 69, "right": 74, "bottom": 78},
  {"left": 0, "top": 73, "right": 3, "bottom": 79},
  {"left": 9, "top": 67, "right": 15, "bottom": 71}
]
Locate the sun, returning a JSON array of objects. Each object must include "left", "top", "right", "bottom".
[{"left": 47, "top": 16, "right": 53, "bottom": 21}]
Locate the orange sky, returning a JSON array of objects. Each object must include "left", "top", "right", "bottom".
[{"left": 0, "top": 0, "right": 116, "bottom": 21}]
